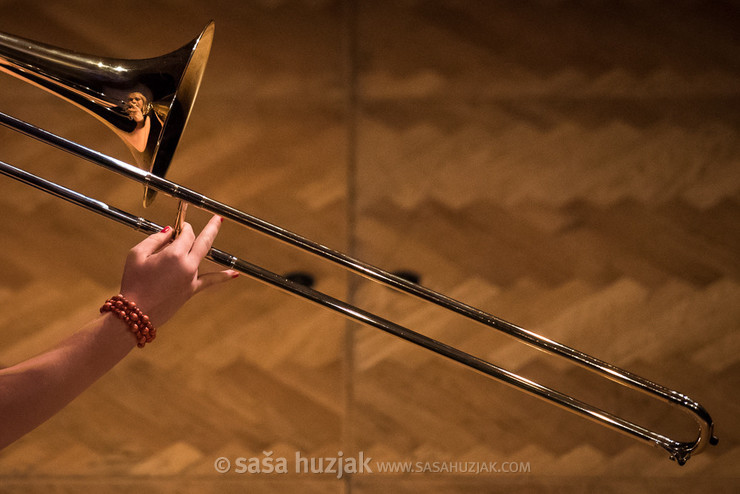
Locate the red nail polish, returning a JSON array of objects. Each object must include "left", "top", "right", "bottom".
[
  {"left": 231, "top": 272, "right": 239, "bottom": 279},
  {"left": 160, "top": 226, "right": 171, "bottom": 233}
]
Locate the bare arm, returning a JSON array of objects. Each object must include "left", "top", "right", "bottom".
[{"left": 0, "top": 215, "right": 237, "bottom": 449}]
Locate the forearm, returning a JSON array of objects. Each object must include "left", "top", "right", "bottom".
[
  {"left": 0, "top": 313, "right": 136, "bottom": 449},
  {"left": 0, "top": 216, "right": 234, "bottom": 450}
]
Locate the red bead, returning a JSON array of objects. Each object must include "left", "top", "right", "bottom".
[{"left": 101, "top": 295, "right": 155, "bottom": 348}]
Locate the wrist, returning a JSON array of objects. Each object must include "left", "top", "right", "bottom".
[
  {"left": 100, "top": 295, "right": 157, "bottom": 348},
  {"left": 100, "top": 312, "right": 138, "bottom": 350}
]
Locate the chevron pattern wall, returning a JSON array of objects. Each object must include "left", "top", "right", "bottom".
[{"left": 0, "top": 1, "right": 738, "bottom": 492}]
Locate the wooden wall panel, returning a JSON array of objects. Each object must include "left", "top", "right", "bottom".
[{"left": 0, "top": 1, "right": 738, "bottom": 492}]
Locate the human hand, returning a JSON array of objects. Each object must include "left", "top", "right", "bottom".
[
  {"left": 125, "top": 103, "right": 145, "bottom": 123},
  {"left": 118, "top": 215, "right": 238, "bottom": 328}
]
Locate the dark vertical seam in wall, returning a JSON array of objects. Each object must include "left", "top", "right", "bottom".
[{"left": 342, "top": 0, "right": 359, "bottom": 493}]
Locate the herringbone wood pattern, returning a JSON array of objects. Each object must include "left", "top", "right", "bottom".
[{"left": 0, "top": 0, "right": 738, "bottom": 492}]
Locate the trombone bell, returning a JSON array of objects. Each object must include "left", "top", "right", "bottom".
[{"left": 0, "top": 22, "right": 215, "bottom": 206}]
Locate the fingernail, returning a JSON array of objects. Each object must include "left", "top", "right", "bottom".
[
  {"left": 231, "top": 272, "right": 239, "bottom": 279},
  {"left": 160, "top": 226, "right": 171, "bottom": 233},
  {"left": 219, "top": 216, "right": 224, "bottom": 223}
]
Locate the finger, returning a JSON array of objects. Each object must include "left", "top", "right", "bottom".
[
  {"left": 168, "top": 222, "right": 196, "bottom": 255},
  {"left": 131, "top": 226, "right": 174, "bottom": 257},
  {"left": 193, "top": 269, "right": 239, "bottom": 294},
  {"left": 189, "top": 215, "right": 223, "bottom": 261}
]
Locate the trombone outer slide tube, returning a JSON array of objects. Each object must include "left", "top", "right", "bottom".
[{"left": 0, "top": 113, "right": 718, "bottom": 465}]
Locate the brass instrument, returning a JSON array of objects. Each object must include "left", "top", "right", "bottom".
[{"left": 0, "top": 23, "right": 717, "bottom": 466}]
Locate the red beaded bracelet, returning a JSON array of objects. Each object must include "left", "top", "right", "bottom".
[{"left": 100, "top": 294, "right": 156, "bottom": 348}]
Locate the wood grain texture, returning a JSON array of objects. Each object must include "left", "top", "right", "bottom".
[{"left": 0, "top": 0, "right": 738, "bottom": 492}]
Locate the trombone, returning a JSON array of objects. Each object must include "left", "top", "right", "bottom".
[{"left": 0, "top": 22, "right": 717, "bottom": 465}]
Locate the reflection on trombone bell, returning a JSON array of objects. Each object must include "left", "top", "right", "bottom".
[
  {"left": 0, "top": 22, "right": 718, "bottom": 465},
  {"left": 123, "top": 91, "right": 163, "bottom": 154},
  {"left": 125, "top": 92, "right": 150, "bottom": 125}
]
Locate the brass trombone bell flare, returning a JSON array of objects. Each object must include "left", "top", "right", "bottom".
[
  {"left": 0, "top": 23, "right": 718, "bottom": 466},
  {"left": 0, "top": 21, "right": 215, "bottom": 206}
]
